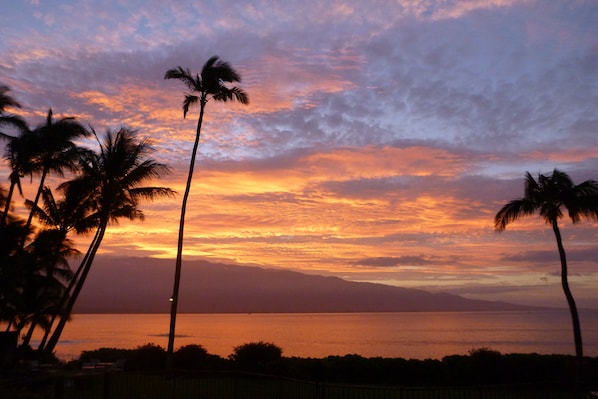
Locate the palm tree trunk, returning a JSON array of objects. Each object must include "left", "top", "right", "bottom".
[
  {"left": 22, "top": 233, "right": 70, "bottom": 347},
  {"left": 1, "top": 178, "right": 16, "bottom": 224},
  {"left": 166, "top": 96, "right": 207, "bottom": 374},
  {"left": 43, "top": 222, "right": 107, "bottom": 355},
  {"left": 22, "top": 316, "right": 37, "bottom": 347},
  {"left": 38, "top": 229, "right": 101, "bottom": 350},
  {"left": 552, "top": 221, "right": 583, "bottom": 358},
  {"left": 24, "top": 167, "right": 48, "bottom": 233}
]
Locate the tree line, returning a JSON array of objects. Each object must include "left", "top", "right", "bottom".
[
  {"left": 0, "top": 85, "right": 174, "bottom": 357},
  {"left": 77, "top": 343, "right": 597, "bottom": 389}
]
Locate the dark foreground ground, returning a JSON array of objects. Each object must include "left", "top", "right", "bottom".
[{"left": 1, "top": 345, "right": 597, "bottom": 398}]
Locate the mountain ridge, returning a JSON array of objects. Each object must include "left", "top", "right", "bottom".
[{"left": 73, "top": 256, "right": 535, "bottom": 313}]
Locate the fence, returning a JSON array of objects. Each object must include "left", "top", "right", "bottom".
[{"left": 45, "top": 371, "right": 587, "bottom": 399}]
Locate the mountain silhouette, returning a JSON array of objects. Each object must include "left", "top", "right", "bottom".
[{"left": 74, "top": 256, "right": 532, "bottom": 313}]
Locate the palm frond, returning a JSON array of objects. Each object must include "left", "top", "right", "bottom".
[
  {"left": 523, "top": 172, "right": 540, "bottom": 200},
  {"left": 26, "top": 188, "right": 59, "bottom": 227},
  {"left": 164, "top": 66, "right": 200, "bottom": 92},
  {"left": 0, "top": 115, "right": 29, "bottom": 133},
  {"left": 14, "top": 173, "right": 23, "bottom": 197},
  {"left": 201, "top": 56, "right": 241, "bottom": 82},
  {"left": 123, "top": 160, "right": 172, "bottom": 186},
  {"left": 212, "top": 86, "right": 249, "bottom": 104},
  {"left": 129, "top": 186, "right": 176, "bottom": 201},
  {"left": 567, "top": 179, "right": 598, "bottom": 223},
  {"left": 183, "top": 95, "right": 200, "bottom": 118},
  {"left": 0, "top": 85, "right": 22, "bottom": 112},
  {"left": 494, "top": 198, "right": 537, "bottom": 231},
  {"left": 109, "top": 205, "right": 145, "bottom": 223},
  {"left": 551, "top": 169, "right": 574, "bottom": 188},
  {"left": 201, "top": 56, "right": 220, "bottom": 77}
]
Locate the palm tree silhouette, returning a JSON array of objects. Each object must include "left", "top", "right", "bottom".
[
  {"left": 0, "top": 217, "right": 32, "bottom": 330},
  {"left": 163, "top": 56, "right": 249, "bottom": 372},
  {"left": 19, "top": 228, "right": 77, "bottom": 345},
  {"left": 495, "top": 169, "right": 598, "bottom": 361},
  {"left": 42, "top": 127, "right": 174, "bottom": 354},
  {"left": 20, "top": 186, "right": 94, "bottom": 346},
  {"left": 0, "top": 86, "right": 30, "bottom": 224},
  {"left": 1, "top": 128, "right": 36, "bottom": 224},
  {"left": 32, "top": 180, "right": 103, "bottom": 350},
  {"left": 23, "top": 109, "right": 89, "bottom": 235}
]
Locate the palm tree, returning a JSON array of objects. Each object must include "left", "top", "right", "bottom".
[
  {"left": 1, "top": 129, "right": 37, "bottom": 224},
  {"left": 41, "top": 127, "right": 174, "bottom": 354},
  {"left": 23, "top": 109, "right": 89, "bottom": 234},
  {"left": 0, "top": 216, "right": 33, "bottom": 330},
  {"left": 20, "top": 186, "right": 95, "bottom": 346},
  {"left": 164, "top": 56, "right": 249, "bottom": 372},
  {"left": 495, "top": 169, "right": 598, "bottom": 361},
  {"left": 18, "top": 228, "right": 77, "bottom": 345},
  {"left": 0, "top": 86, "right": 30, "bottom": 224}
]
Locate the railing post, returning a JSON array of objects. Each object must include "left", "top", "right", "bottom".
[
  {"left": 102, "top": 371, "right": 111, "bottom": 399},
  {"left": 54, "top": 375, "right": 65, "bottom": 399}
]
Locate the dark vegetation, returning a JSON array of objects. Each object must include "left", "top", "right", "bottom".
[
  {"left": 0, "top": 85, "right": 174, "bottom": 360},
  {"left": 68, "top": 343, "right": 597, "bottom": 390},
  {"left": 4, "top": 342, "right": 596, "bottom": 398}
]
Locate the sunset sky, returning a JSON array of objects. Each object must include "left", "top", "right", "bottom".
[{"left": 1, "top": 0, "right": 598, "bottom": 309}]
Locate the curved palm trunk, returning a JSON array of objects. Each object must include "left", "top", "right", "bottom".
[
  {"left": 22, "top": 314, "right": 38, "bottom": 347},
  {"left": 38, "top": 228, "right": 101, "bottom": 350},
  {"left": 166, "top": 96, "right": 207, "bottom": 374},
  {"left": 1, "top": 177, "right": 17, "bottom": 224},
  {"left": 22, "top": 233, "right": 70, "bottom": 347},
  {"left": 43, "top": 221, "right": 107, "bottom": 355},
  {"left": 551, "top": 221, "right": 583, "bottom": 359},
  {"left": 24, "top": 166, "right": 49, "bottom": 233}
]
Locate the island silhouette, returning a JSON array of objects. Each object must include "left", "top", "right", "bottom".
[{"left": 74, "top": 256, "right": 535, "bottom": 314}]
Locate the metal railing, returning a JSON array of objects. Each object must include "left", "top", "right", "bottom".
[{"left": 48, "top": 371, "right": 588, "bottom": 399}]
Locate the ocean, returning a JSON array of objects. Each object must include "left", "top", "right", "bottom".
[{"left": 32, "top": 309, "right": 598, "bottom": 361}]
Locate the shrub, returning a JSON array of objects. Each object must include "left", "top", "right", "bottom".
[
  {"left": 174, "top": 344, "right": 209, "bottom": 370},
  {"left": 79, "top": 347, "right": 131, "bottom": 363},
  {"left": 127, "top": 343, "right": 166, "bottom": 371},
  {"left": 230, "top": 341, "right": 282, "bottom": 370}
]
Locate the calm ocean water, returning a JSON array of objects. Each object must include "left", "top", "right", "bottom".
[{"left": 33, "top": 310, "right": 598, "bottom": 361}]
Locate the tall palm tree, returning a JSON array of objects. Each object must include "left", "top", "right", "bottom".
[
  {"left": 163, "top": 56, "right": 249, "bottom": 372},
  {"left": 19, "top": 228, "right": 77, "bottom": 345},
  {"left": 1, "top": 129, "right": 37, "bottom": 224},
  {"left": 0, "top": 86, "right": 30, "bottom": 224},
  {"left": 23, "top": 109, "right": 89, "bottom": 234},
  {"left": 20, "top": 186, "right": 95, "bottom": 346},
  {"left": 495, "top": 169, "right": 598, "bottom": 360},
  {"left": 42, "top": 127, "right": 174, "bottom": 354}
]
